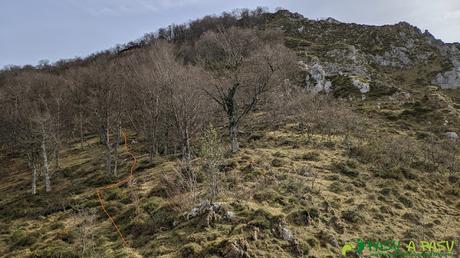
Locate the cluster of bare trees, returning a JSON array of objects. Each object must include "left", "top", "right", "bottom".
[
  {"left": 0, "top": 27, "right": 298, "bottom": 195},
  {"left": 268, "top": 87, "right": 368, "bottom": 143},
  {"left": 1, "top": 72, "right": 67, "bottom": 193}
]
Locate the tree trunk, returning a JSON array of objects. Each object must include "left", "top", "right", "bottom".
[
  {"left": 181, "top": 127, "right": 191, "bottom": 161},
  {"left": 229, "top": 123, "right": 239, "bottom": 153},
  {"left": 54, "top": 145, "right": 60, "bottom": 169},
  {"left": 99, "top": 122, "right": 106, "bottom": 145},
  {"left": 32, "top": 164, "right": 37, "bottom": 195},
  {"left": 55, "top": 101, "right": 61, "bottom": 169},
  {"left": 79, "top": 111, "right": 84, "bottom": 149},
  {"left": 27, "top": 153, "right": 38, "bottom": 195},
  {"left": 41, "top": 125, "right": 51, "bottom": 192},
  {"left": 149, "top": 143, "right": 155, "bottom": 163},
  {"left": 164, "top": 131, "right": 169, "bottom": 155},
  {"left": 226, "top": 87, "right": 239, "bottom": 153},
  {"left": 113, "top": 122, "right": 121, "bottom": 176},
  {"left": 105, "top": 118, "right": 112, "bottom": 175},
  {"left": 148, "top": 130, "right": 156, "bottom": 163}
]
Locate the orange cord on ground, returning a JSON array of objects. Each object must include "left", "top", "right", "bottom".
[{"left": 96, "top": 130, "right": 137, "bottom": 247}]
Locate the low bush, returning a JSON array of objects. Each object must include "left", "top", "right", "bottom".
[
  {"left": 334, "top": 162, "right": 359, "bottom": 177},
  {"left": 341, "top": 210, "right": 364, "bottom": 223},
  {"left": 9, "top": 228, "right": 37, "bottom": 248}
]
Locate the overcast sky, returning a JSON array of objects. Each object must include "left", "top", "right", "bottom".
[{"left": 1, "top": 0, "right": 459, "bottom": 67}]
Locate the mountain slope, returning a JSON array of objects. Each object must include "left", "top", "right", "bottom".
[{"left": 1, "top": 9, "right": 460, "bottom": 258}]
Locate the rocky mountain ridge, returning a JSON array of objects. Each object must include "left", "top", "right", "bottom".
[{"left": 267, "top": 10, "right": 460, "bottom": 92}]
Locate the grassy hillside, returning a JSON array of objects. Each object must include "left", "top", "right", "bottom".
[{"left": 1, "top": 94, "right": 460, "bottom": 257}]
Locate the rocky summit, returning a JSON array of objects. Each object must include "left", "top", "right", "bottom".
[{"left": 269, "top": 10, "right": 460, "bottom": 91}]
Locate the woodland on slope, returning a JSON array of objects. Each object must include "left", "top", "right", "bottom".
[{"left": 0, "top": 8, "right": 459, "bottom": 258}]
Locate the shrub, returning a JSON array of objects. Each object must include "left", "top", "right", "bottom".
[
  {"left": 142, "top": 197, "right": 163, "bottom": 216},
  {"left": 319, "top": 141, "right": 336, "bottom": 149},
  {"left": 374, "top": 167, "right": 403, "bottom": 180},
  {"left": 150, "top": 203, "right": 180, "bottom": 231},
  {"left": 368, "top": 81, "right": 398, "bottom": 98},
  {"left": 271, "top": 158, "right": 285, "bottom": 167},
  {"left": 380, "top": 187, "right": 392, "bottom": 196},
  {"left": 218, "top": 159, "right": 238, "bottom": 172},
  {"left": 401, "top": 167, "right": 418, "bottom": 180},
  {"left": 356, "top": 135, "right": 420, "bottom": 178},
  {"left": 330, "top": 75, "right": 360, "bottom": 98},
  {"left": 329, "top": 182, "right": 344, "bottom": 193},
  {"left": 253, "top": 189, "right": 279, "bottom": 203},
  {"left": 33, "top": 240, "right": 78, "bottom": 257},
  {"left": 299, "top": 151, "right": 321, "bottom": 161},
  {"left": 287, "top": 207, "right": 319, "bottom": 225},
  {"left": 248, "top": 208, "right": 281, "bottom": 229},
  {"left": 9, "top": 228, "right": 36, "bottom": 247},
  {"left": 180, "top": 243, "right": 203, "bottom": 258},
  {"left": 334, "top": 162, "right": 359, "bottom": 177},
  {"left": 341, "top": 210, "right": 364, "bottom": 223},
  {"left": 398, "top": 195, "right": 413, "bottom": 208},
  {"left": 402, "top": 212, "right": 421, "bottom": 225}
]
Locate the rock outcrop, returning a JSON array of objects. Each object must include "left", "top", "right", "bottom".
[
  {"left": 271, "top": 10, "right": 460, "bottom": 90},
  {"left": 432, "top": 44, "right": 460, "bottom": 88}
]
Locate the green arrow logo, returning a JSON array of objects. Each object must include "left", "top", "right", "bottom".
[{"left": 341, "top": 242, "right": 355, "bottom": 256}]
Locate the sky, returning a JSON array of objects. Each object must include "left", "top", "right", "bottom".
[{"left": 1, "top": 0, "right": 460, "bottom": 67}]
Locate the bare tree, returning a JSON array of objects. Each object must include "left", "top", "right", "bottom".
[
  {"left": 66, "top": 67, "right": 90, "bottom": 149},
  {"left": 26, "top": 73, "right": 59, "bottom": 193},
  {"left": 165, "top": 65, "right": 207, "bottom": 160},
  {"left": 161, "top": 49, "right": 208, "bottom": 160},
  {"left": 124, "top": 45, "right": 165, "bottom": 162},
  {"left": 86, "top": 60, "right": 123, "bottom": 175},
  {"left": 27, "top": 151, "right": 40, "bottom": 195},
  {"left": 39, "top": 116, "right": 52, "bottom": 192},
  {"left": 125, "top": 42, "right": 209, "bottom": 160},
  {"left": 87, "top": 59, "right": 131, "bottom": 177},
  {"left": 196, "top": 27, "right": 297, "bottom": 152},
  {"left": 48, "top": 75, "right": 67, "bottom": 169},
  {"left": 1, "top": 71, "right": 41, "bottom": 194}
]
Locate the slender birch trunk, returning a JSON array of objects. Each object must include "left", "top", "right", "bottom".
[
  {"left": 41, "top": 123, "right": 51, "bottom": 192},
  {"left": 113, "top": 121, "right": 121, "bottom": 176},
  {"left": 32, "top": 164, "right": 37, "bottom": 195},
  {"left": 55, "top": 100, "right": 61, "bottom": 169},
  {"left": 105, "top": 117, "right": 112, "bottom": 175},
  {"left": 181, "top": 126, "right": 191, "bottom": 161},
  {"left": 79, "top": 111, "right": 84, "bottom": 149},
  {"left": 149, "top": 130, "right": 156, "bottom": 163},
  {"left": 229, "top": 122, "right": 239, "bottom": 153},
  {"left": 27, "top": 153, "right": 38, "bottom": 195}
]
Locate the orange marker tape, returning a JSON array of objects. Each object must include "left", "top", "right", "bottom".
[{"left": 96, "top": 129, "right": 137, "bottom": 247}]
